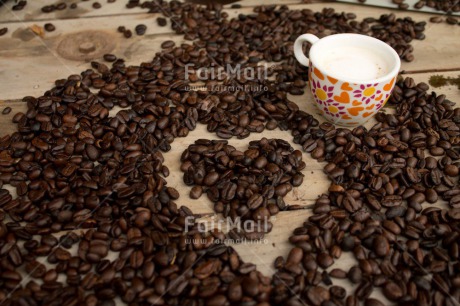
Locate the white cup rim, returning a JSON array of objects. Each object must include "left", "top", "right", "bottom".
[{"left": 309, "top": 33, "right": 401, "bottom": 84}]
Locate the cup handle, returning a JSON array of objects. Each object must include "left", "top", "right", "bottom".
[{"left": 294, "top": 34, "right": 320, "bottom": 67}]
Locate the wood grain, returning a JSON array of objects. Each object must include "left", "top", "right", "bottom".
[
  {"left": 0, "top": 3, "right": 459, "bottom": 100},
  {"left": 0, "top": 0, "right": 306, "bottom": 23},
  {"left": 0, "top": 2, "right": 459, "bottom": 304},
  {"left": 1, "top": 71, "right": 459, "bottom": 213}
]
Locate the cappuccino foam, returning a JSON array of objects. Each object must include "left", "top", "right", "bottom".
[{"left": 316, "top": 46, "right": 390, "bottom": 81}]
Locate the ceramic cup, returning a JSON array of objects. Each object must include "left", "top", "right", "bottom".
[{"left": 294, "top": 33, "right": 401, "bottom": 126}]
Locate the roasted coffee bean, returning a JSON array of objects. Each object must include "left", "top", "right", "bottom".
[
  {"left": 12, "top": 0, "right": 27, "bottom": 10},
  {"left": 317, "top": 253, "right": 334, "bottom": 268},
  {"left": 444, "top": 164, "right": 459, "bottom": 176},
  {"left": 306, "top": 286, "right": 330, "bottom": 306},
  {"left": 103, "top": 54, "right": 117, "bottom": 62},
  {"left": 189, "top": 186, "right": 203, "bottom": 199},
  {"left": 123, "top": 30, "right": 132, "bottom": 38},
  {"left": 135, "top": 24, "right": 147, "bottom": 35},
  {"left": 56, "top": 2, "right": 66, "bottom": 10},
  {"left": 161, "top": 40, "right": 175, "bottom": 49},
  {"left": 2, "top": 107, "right": 11, "bottom": 114},
  {"left": 92, "top": 2, "right": 101, "bottom": 9},
  {"left": 41, "top": 5, "right": 54, "bottom": 13},
  {"left": 0, "top": 27, "right": 7, "bottom": 36},
  {"left": 157, "top": 17, "right": 167, "bottom": 27},
  {"left": 446, "top": 17, "right": 458, "bottom": 25},
  {"left": 44, "top": 23, "right": 55, "bottom": 32},
  {"left": 373, "top": 235, "right": 390, "bottom": 257},
  {"left": 383, "top": 281, "right": 403, "bottom": 301},
  {"left": 348, "top": 266, "right": 362, "bottom": 284}
]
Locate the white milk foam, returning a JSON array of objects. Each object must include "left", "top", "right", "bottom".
[{"left": 316, "top": 46, "right": 390, "bottom": 81}]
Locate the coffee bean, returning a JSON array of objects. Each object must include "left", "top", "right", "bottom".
[
  {"left": 0, "top": 28, "right": 7, "bottom": 36},
  {"left": 157, "top": 17, "right": 167, "bottom": 27},
  {"left": 317, "top": 253, "right": 334, "bottom": 268},
  {"left": 348, "top": 266, "right": 362, "bottom": 284},
  {"left": 228, "top": 280, "right": 242, "bottom": 301},
  {"left": 383, "top": 281, "right": 403, "bottom": 301},
  {"left": 92, "top": 2, "right": 101, "bottom": 9},
  {"left": 414, "top": 0, "right": 425, "bottom": 9},
  {"left": 286, "top": 247, "right": 303, "bottom": 264},
  {"left": 444, "top": 164, "right": 459, "bottom": 176},
  {"left": 44, "top": 23, "right": 55, "bottom": 32},
  {"left": 161, "top": 40, "right": 175, "bottom": 49},
  {"left": 203, "top": 172, "right": 219, "bottom": 186},
  {"left": 446, "top": 17, "right": 458, "bottom": 25},
  {"left": 373, "top": 235, "right": 390, "bottom": 257},
  {"left": 12, "top": 0, "right": 27, "bottom": 11},
  {"left": 190, "top": 186, "right": 203, "bottom": 199},
  {"left": 430, "top": 16, "right": 443, "bottom": 23},
  {"left": 41, "top": 5, "right": 54, "bottom": 13},
  {"left": 135, "top": 24, "right": 147, "bottom": 35},
  {"left": 306, "top": 286, "right": 330, "bottom": 306},
  {"left": 2, "top": 107, "right": 11, "bottom": 114},
  {"left": 103, "top": 54, "right": 117, "bottom": 62},
  {"left": 123, "top": 30, "right": 132, "bottom": 38},
  {"left": 56, "top": 2, "right": 66, "bottom": 10}
]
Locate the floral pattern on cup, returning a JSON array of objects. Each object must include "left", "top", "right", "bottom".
[{"left": 308, "top": 65, "right": 395, "bottom": 126}]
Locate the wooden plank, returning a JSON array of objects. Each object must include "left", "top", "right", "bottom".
[
  {"left": 1, "top": 71, "right": 459, "bottom": 213},
  {"left": 338, "top": 0, "right": 460, "bottom": 16},
  {"left": 0, "top": 0, "right": 306, "bottom": 23},
  {"left": 0, "top": 76, "right": 456, "bottom": 306},
  {"left": 227, "top": 210, "right": 388, "bottom": 302},
  {"left": 0, "top": 3, "right": 459, "bottom": 101},
  {"left": 0, "top": 4, "right": 457, "bottom": 304},
  {"left": 231, "top": 209, "right": 313, "bottom": 276}
]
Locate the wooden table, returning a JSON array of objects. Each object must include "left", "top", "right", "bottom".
[{"left": 0, "top": 0, "right": 459, "bottom": 303}]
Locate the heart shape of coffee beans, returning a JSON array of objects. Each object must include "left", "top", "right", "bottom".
[{"left": 180, "top": 138, "right": 305, "bottom": 239}]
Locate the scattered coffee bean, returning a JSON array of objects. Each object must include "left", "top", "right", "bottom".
[
  {"left": 12, "top": 0, "right": 27, "bottom": 11},
  {"left": 56, "top": 2, "right": 66, "bottom": 10},
  {"left": 161, "top": 40, "right": 175, "bottom": 49},
  {"left": 41, "top": 5, "right": 54, "bottom": 13},
  {"left": 446, "top": 17, "right": 458, "bottom": 25},
  {"left": 123, "top": 29, "right": 132, "bottom": 38},
  {"left": 157, "top": 17, "right": 167, "bottom": 27},
  {"left": 103, "top": 53, "right": 117, "bottom": 62},
  {"left": 44, "top": 23, "right": 55, "bottom": 32},
  {"left": 430, "top": 16, "right": 443, "bottom": 23},
  {"left": 2, "top": 107, "right": 11, "bottom": 115},
  {"left": 135, "top": 24, "right": 147, "bottom": 35}
]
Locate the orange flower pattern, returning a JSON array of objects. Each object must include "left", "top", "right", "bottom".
[{"left": 308, "top": 64, "right": 396, "bottom": 126}]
